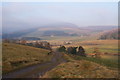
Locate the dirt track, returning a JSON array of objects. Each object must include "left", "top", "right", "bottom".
[{"left": 2, "top": 52, "right": 67, "bottom": 78}]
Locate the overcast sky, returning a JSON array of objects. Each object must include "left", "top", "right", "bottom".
[{"left": 2, "top": 2, "right": 118, "bottom": 33}]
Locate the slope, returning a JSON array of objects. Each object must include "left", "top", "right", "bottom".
[
  {"left": 99, "top": 28, "right": 119, "bottom": 40},
  {"left": 43, "top": 60, "right": 118, "bottom": 78},
  {"left": 43, "top": 53, "right": 118, "bottom": 78},
  {"left": 2, "top": 43, "right": 52, "bottom": 74}
]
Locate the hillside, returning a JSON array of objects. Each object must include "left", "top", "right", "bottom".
[
  {"left": 2, "top": 28, "right": 38, "bottom": 39},
  {"left": 99, "top": 28, "right": 119, "bottom": 40},
  {"left": 21, "top": 23, "right": 90, "bottom": 38},
  {"left": 2, "top": 22, "right": 117, "bottom": 40},
  {"left": 82, "top": 26, "right": 117, "bottom": 32},
  {"left": 2, "top": 43, "right": 52, "bottom": 74},
  {"left": 43, "top": 54, "right": 118, "bottom": 78},
  {"left": 51, "top": 39, "right": 119, "bottom": 54},
  {"left": 21, "top": 25, "right": 117, "bottom": 38},
  {"left": 42, "top": 30, "right": 70, "bottom": 36},
  {"left": 43, "top": 60, "right": 118, "bottom": 78}
]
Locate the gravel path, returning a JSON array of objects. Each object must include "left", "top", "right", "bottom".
[{"left": 2, "top": 52, "right": 67, "bottom": 78}]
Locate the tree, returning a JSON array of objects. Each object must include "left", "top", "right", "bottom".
[
  {"left": 57, "top": 46, "right": 66, "bottom": 52},
  {"left": 77, "top": 46, "right": 86, "bottom": 57}
]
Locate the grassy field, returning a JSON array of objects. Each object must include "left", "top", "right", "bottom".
[
  {"left": 51, "top": 39, "right": 119, "bottom": 68},
  {"left": 77, "top": 40, "right": 119, "bottom": 54},
  {"left": 42, "top": 39, "right": 119, "bottom": 78},
  {"left": 40, "top": 34, "right": 119, "bottom": 55},
  {"left": 67, "top": 54, "right": 118, "bottom": 69},
  {"left": 43, "top": 59, "right": 118, "bottom": 78},
  {"left": 47, "top": 37, "right": 119, "bottom": 65},
  {"left": 2, "top": 43, "right": 53, "bottom": 74},
  {"left": 42, "top": 52, "right": 119, "bottom": 78},
  {"left": 2, "top": 37, "right": 119, "bottom": 77},
  {"left": 51, "top": 40, "right": 119, "bottom": 54}
]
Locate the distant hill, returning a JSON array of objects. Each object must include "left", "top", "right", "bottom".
[
  {"left": 42, "top": 30, "right": 70, "bottom": 36},
  {"left": 2, "top": 28, "right": 38, "bottom": 39},
  {"left": 82, "top": 26, "right": 117, "bottom": 32},
  {"left": 22, "top": 22, "right": 90, "bottom": 37},
  {"left": 19, "top": 25, "right": 117, "bottom": 38},
  {"left": 99, "top": 28, "right": 119, "bottom": 40},
  {"left": 2, "top": 22, "right": 89, "bottom": 39},
  {"left": 2, "top": 22, "right": 117, "bottom": 39}
]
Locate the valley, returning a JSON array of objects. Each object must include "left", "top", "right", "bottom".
[
  {"left": 2, "top": 24, "right": 119, "bottom": 78},
  {"left": 2, "top": 1, "right": 119, "bottom": 79}
]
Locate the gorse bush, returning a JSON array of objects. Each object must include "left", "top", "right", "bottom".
[
  {"left": 57, "top": 46, "right": 66, "bottom": 52},
  {"left": 77, "top": 46, "right": 86, "bottom": 57},
  {"left": 67, "top": 47, "right": 77, "bottom": 54},
  {"left": 57, "top": 46, "right": 86, "bottom": 57}
]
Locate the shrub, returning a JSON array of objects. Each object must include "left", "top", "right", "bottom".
[
  {"left": 67, "top": 47, "right": 77, "bottom": 54},
  {"left": 77, "top": 46, "right": 86, "bottom": 57},
  {"left": 57, "top": 46, "right": 66, "bottom": 52}
]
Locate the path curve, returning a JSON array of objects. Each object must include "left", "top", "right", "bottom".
[{"left": 2, "top": 52, "right": 67, "bottom": 78}]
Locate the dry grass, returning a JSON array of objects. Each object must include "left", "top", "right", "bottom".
[
  {"left": 2, "top": 43, "right": 53, "bottom": 74},
  {"left": 68, "top": 54, "right": 118, "bottom": 69},
  {"left": 51, "top": 40, "right": 119, "bottom": 54},
  {"left": 43, "top": 60, "right": 118, "bottom": 78}
]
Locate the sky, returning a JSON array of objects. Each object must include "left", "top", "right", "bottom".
[
  {"left": 1, "top": 2, "right": 118, "bottom": 33},
  {"left": 2, "top": 0, "right": 119, "bottom": 2}
]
